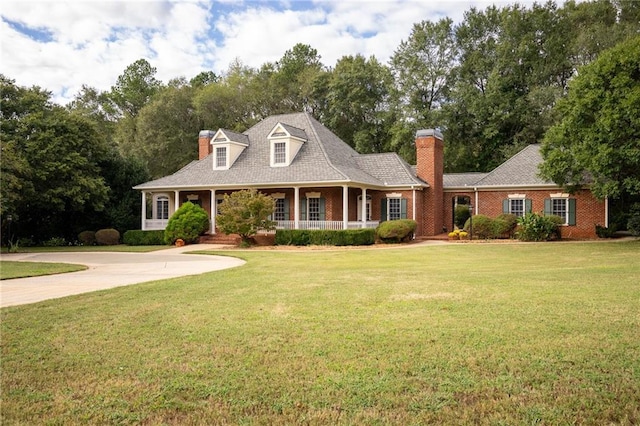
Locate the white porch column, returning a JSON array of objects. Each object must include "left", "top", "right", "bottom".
[
  {"left": 412, "top": 188, "right": 416, "bottom": 221},
  {"left": 141, "top": 191, "right": 146, "bottom": 230},
  {"left": 174, "top": 190, "right": 180, "bottom": 213},
  {"left": 294, "top": 187, "right": 300, "bottom": 229},
  {"left": 361, "top": 188, "right": 367, "bottom": 228},
  {"left": 210, "top": 189, "right": 216, "bottom": 234},
  {"left": 343, "top": 185, "right": 349, "bottom": 229}
]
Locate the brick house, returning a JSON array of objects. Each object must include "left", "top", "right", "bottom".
[{"left": 134, "top": 112, "right": 607, "bottom": 239}]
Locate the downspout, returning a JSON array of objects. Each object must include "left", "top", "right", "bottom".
[{"left": 412, "top": 186, "right": 417, "bottom": 240}]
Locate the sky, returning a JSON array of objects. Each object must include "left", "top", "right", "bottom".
[{"left": 2, "top": 0, "right": 544, "bottom": 105}]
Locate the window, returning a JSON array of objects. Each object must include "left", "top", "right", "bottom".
[
  {"left": 274, "top": 198, "right": 286, "bottom": 221},
  {"left": 156, "top": 196, "right": 169, "bottom": 220},
  {"left": 300, "top": 196, "right": 325, "bottom": 221},
  {"left": 357, "top": 195, "right": 372, "bottom": 221},
  {"left": 308, "top": 197, "right": 321, "bottom": 221},
  {"left": 215, "top": 146, "right": 227, "bottom": 168},
  {"left": 381, "top": 197, "right": 407, "bottom": 221},
  {"left": 503, "top": 197, "right": 531, "bottom": 217},
  {"left": 545, "top": 197, "right": 576, "bottom": 225},
  {"left": 273, "top": 142, "right": 286, "bottom": 164},
  {"left": 510, "top": 199, "right": 525, "bottom": 217},
  {"left": 388, "top": 198, "right": 402, "bottom": 220}
]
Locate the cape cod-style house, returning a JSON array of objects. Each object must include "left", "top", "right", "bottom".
[{"left": 134, "top": 112, "right": 607, "bottom": 239}]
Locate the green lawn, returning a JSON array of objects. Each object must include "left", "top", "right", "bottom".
[
  {"left": 1, "top": 241, "right": 639, "bottom": 424},
  {"left": 2, "top": 244, "right": 170, "bottom": 253},
  {"left": 0, "top": 261, "right": 87, "bottom": 280}
]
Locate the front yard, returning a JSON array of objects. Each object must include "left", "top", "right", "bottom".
[{"left": 1, "top": 241, "right": 639, "bottom": 424}]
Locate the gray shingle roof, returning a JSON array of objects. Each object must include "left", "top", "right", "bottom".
[
  {"left": 135, "top": 112, "right": 424, "bottom": 190},
  {"left": 217, "top": 129, "right": 249, "bottom": 145}
]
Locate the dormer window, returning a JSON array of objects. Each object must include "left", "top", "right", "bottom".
[
  {"left": 211, "top": 129, "right": 249, "bottom": 170},
  {"left": 268, "top": 123, "right": 307, "bottom": 167}
]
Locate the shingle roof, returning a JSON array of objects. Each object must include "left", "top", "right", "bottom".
[
  {"left": 218, "top": 129, "right": 249, "bottom": 145},
  {"left": 135, "top": 112, "right": 425, "bottom": 190},
  {"left": 442, "top": 145, "right": 554, "bottom": 189}
]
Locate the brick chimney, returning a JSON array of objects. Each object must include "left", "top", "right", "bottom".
[
  {"left": 416, "top": 129, "right": 444, "bottom": 236},
  {"left": 198, "top": 130, "right": 215, "bottom": 160}
]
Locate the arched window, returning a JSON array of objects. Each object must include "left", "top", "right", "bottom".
[{"left": 156, "top": 195, "right": 169, "bottom": 220}]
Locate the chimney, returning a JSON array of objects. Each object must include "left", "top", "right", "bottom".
[
  {"left": 416, "top": 129, "right": 444, "bottom": 236},
  {"left": 198, "top": 130, "right": 215, "bottom": 160}
]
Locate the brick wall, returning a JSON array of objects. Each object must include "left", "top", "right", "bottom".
[
  {"left": 415, "top": 130, "right": 444, "bottom": 235},
  {"left": 198, "top": 130, "right": 214, "bottom": 160}
]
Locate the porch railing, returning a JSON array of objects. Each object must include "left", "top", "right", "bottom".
[
  {"left": 144, "top": 219, "right": 169, "bottom": 230},
  {"left": 274, "top": 220, "right": 379, "bottom": 230}
]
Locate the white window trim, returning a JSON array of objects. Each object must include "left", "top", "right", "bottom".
[
  {"left": 153, "top": 193, "right": 170, "bottom": 220},
  {"left": 214, "top": 146, "right": 228, "bottom": 170},
  {"left": 509, "top": 197, "right": 526, "bottom": 217},
  {"left": 271, "top": 141, "right": 287, "bottom": 166},
  {"left": 550, "top": 197, "right": 570, "bottom": 225},
  {"left": 357, "top": 195, "right": 372, "bottom": 221},
  {"left": 387, "top": 197, "right": 402, "bottom": 221}
]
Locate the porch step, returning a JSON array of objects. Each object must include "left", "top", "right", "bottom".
[{"left": 198, "top": 233, "right": 242, "bottom": 245}]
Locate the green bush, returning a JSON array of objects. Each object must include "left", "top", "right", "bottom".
[
  {"left": 275, "top": 229, "right": 375, "bottom": 246},
  {"left": 516, "top": 213, "right": 560, "bottom": 241},
  {"left": 123, "top": 230, "right": 167, "bottom": 246},
  {"left": 494, "top": 214, "right": 519, "bottom": 238},
  {"left": 77, "top": 231, "right": 96, "bottom": 246},
  {"left": 95, "top": 228, "right": 120, "bottom": 245},
  {"left": 376, "top": 219, "right": 417, "bottom": 243},
  {"left": 164, "top": 202, "right": 210, "bottom": 244},
  {"left": 43, "top": 237, "right": 67, "bottom": 247},
  {"left": 627, "top": 203, "right": 640, "bottom": 237},
  {"left": 454, "top": 204, "right": 471, "bottom": 229},
  {"left": 464, "top": 215, "right": 495, "bottom": 239}
]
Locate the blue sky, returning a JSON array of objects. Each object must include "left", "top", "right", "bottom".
[{"left": 1, "top": 0, "right": 544, "bottom": 105}]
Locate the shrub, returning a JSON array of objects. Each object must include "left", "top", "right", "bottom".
[
  {"left": 454, "top": 204, "right": 471, "bottom": 229},
  {"left": 216, "top": 189, "right": 276, "bottom": 244},
  {"left": 43, "top": 236, "right": 67, "bottom": 247},
  {"left": 376, "top": 219, "right": 417, "bottom": 243},
  {"left": 627, "top": 203, "right": 640, "bottom": 237},
  {"left": 275, "top": 229, "right": 375, "bottom": 246},
  {"left": 495, "top": 214, "right": 518, "bottom": 238},
  {"left": 464, "top": 215, "right": 495, "bottom": 239},
  {"left": 123, "top": 230, "right": 167, "bottom": 246},
  {"left": 95, "top": 228, "right": 121, "bottom": 245},
  {"left": 77, "top": 231, "right": 96, "bottom": 246},
  {"left": 164, "top": 202, "right": 210, "bottom": 244},
  {"left": 595, "top": 225, "right": 616, "bottom": 238},
  {"left": 516, "top": 213, "right": 560, "bottom": 241}
]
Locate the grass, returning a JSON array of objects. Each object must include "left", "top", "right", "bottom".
[
  {"left": 1, "top": 241, "right": 639, "bottom": 424},
  {"left": 1, "top": 244, "right": 170, "bottom": 253},
  {"left": 0, "top": 261, "right": 87, "bottom": 280}
]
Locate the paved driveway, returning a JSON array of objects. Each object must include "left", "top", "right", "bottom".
[{"left": 0, "top": 245, "right": 245, "bottom": 308}]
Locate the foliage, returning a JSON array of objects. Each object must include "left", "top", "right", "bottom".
[
  {"left": 77, "top": 231, "right": 96, "bottom": 246},
  {"left": 454, "top": 204, "right": 471, "bottom": 228},
  {"left": 540, "top": 36, "right": 640, "bottom": 200},
  {"left": 627, "top": 203, "right": 640, "bottom": 237},
  {"left": 95, "top": 228, "right": 121, "bottom": 246},
  {"left": 464, "top": 214, "right": 495, "bottom": 239},
  {"left": 494, "top": 213, "right": 519, "bottom": 238},
  {"left": 123, "top": 230, "right": 167, "bottom": 246},
  {"left": 516, "top": 213, "right": 560, "bottom": 241},
  {"left": 275, "top": 229, "right": 376, "bottom": 246},
  {"left": 42, "top": 237, "right": 68, "bottom": 247},
  {"left": 216, "top": 190, "right": 276, "bottom": 244},
  {"left": 595, "top": 224, "right": 617, "bottom": 239},
  {"left": 164, "top": 202, "right": 209, "bottom": 244},
  {"left": 376, "top": 219, "right": 417, "bottom": 243}
]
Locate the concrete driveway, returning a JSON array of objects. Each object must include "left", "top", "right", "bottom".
[{"left": 0, "top": 245, "right": 245, "bottom": 308}]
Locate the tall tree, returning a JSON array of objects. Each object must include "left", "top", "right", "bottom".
[
  {"left": 274, "top": 43, "right": 325, "bottom": 112},
  {"left": 109, "top": 59, "right": 162, "bottom": 118},
  {"left": 540, "top": 36, "right": 640, "bottom": 200}
]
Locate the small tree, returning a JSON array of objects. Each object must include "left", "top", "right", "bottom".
[
  {"left": 164, "top": 202, "right": 209, "bottom": 244},
  {"left": 216, "top": 189, "right": 276, "bottom": 244}
]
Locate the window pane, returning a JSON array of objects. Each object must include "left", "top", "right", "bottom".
[
  {"left": 388, "top": 198, "right": 401, "bottom": 220},
  {"left": 510, "top": 199, "right": 524, "bottom": 217},
  {"left": 274, "top": 198, "right": 286, "bottom": 221},
  {"left": 216, "top": 147, "right": 226, "bottom": 168},
  {"left": 551, "top": 198, "right": 567, "bottom": 223},
  {"left": 308, "top": 198, "right": 320, "bottom": 221},
  {"left": 157, "top": 197, "right": 169, "bottom": 220},
  {"left": 274, "top": 142, "right": 286, "bottom": 164}
]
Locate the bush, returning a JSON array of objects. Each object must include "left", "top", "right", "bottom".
[
  {"left": 516, "top": 213, "right": 560, "bottom": 241},
  {"left": 627, "top": 203, "right": 640, "bottom": 237},
  {"left": 95, "top": 228, "right": 121, "bottom": 245},
  {"left": 463, "top": 215, "right": 495, "bottom": 239},
  {"left": 376, "top": 219, "right": 417, "bottom": 243},
  {"left": 495, "top": 214, "right": 518, "bottom": 238},
  {"left": 216, "top": 189, "right": 276, "bottom": 244},
  {"left": 454, "top": 204, "right": 471, "bottom": 228},
  {"left": 164, "top": 202, "right": 210, "bottom": 244},
  {"left": 123, "top": 230, "right": 167, "bottom": 246},
  {"left": 275, "top": 229, "right": 375, "bottom": 246},
  {"left": 595, "top": 225, "right": 617, "bottom": 238},
  {"left": 42, "top": 236, "right": 67, "bottom": 247},
  {"left": 77, "top": 231, "right": 96, "bottom": 246}
]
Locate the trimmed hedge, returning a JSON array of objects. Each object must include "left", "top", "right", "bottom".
[
  {"left": 77, "top": 231, "right": 96, "bottom": 246},
  {"left": 95, "top": 228, "right": 120, "bottom": 245},
  {"left": 376, "top": 219, "right": 417, "bottom": 243},
  {"left": 275, "top": 228, "right": 376, "bottom": 246},
  {"left": 123, "top": 230, "right": 167, "bottom": 246}
]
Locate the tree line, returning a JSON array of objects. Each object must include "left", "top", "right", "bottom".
[{"left": 2, "top": 0, "right": 639, "bottom": 243}]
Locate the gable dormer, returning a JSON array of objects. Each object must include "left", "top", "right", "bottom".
[
  {"left": 211, "top": 129, "right": 249, "bottom": 170},
  {"left": 267, "top": 123, "right": 307, "bottom": 167}
]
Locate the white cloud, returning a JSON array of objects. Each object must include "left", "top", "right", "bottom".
[{"left": 0, "top": 0, "right": 548, "bottom": 105}]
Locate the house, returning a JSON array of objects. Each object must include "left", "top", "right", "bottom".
[{"left": 134, "top": 112, "right": 607, "bottom": 239}]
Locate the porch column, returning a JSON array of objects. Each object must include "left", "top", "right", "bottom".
[
  {"left": 343, "top": 185, "right": 349, "bottom": 229},
  {"left": 412, "top": 188, "right": 416, "bottom": 221},
  {"left": 174, "top": 190, "right": 180, "bottom": 213},
  {"left": 294, "top": 187, "right": 300, "bottom": 229},
  {"left": 210, "top": 189, "right": 216, "bottom": 234},
  {"left": 361, "top": 188, "right": 367, "bottom": 229},
  {"left": 141, "top": 191, "right": 146, "bottom": 230}
]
